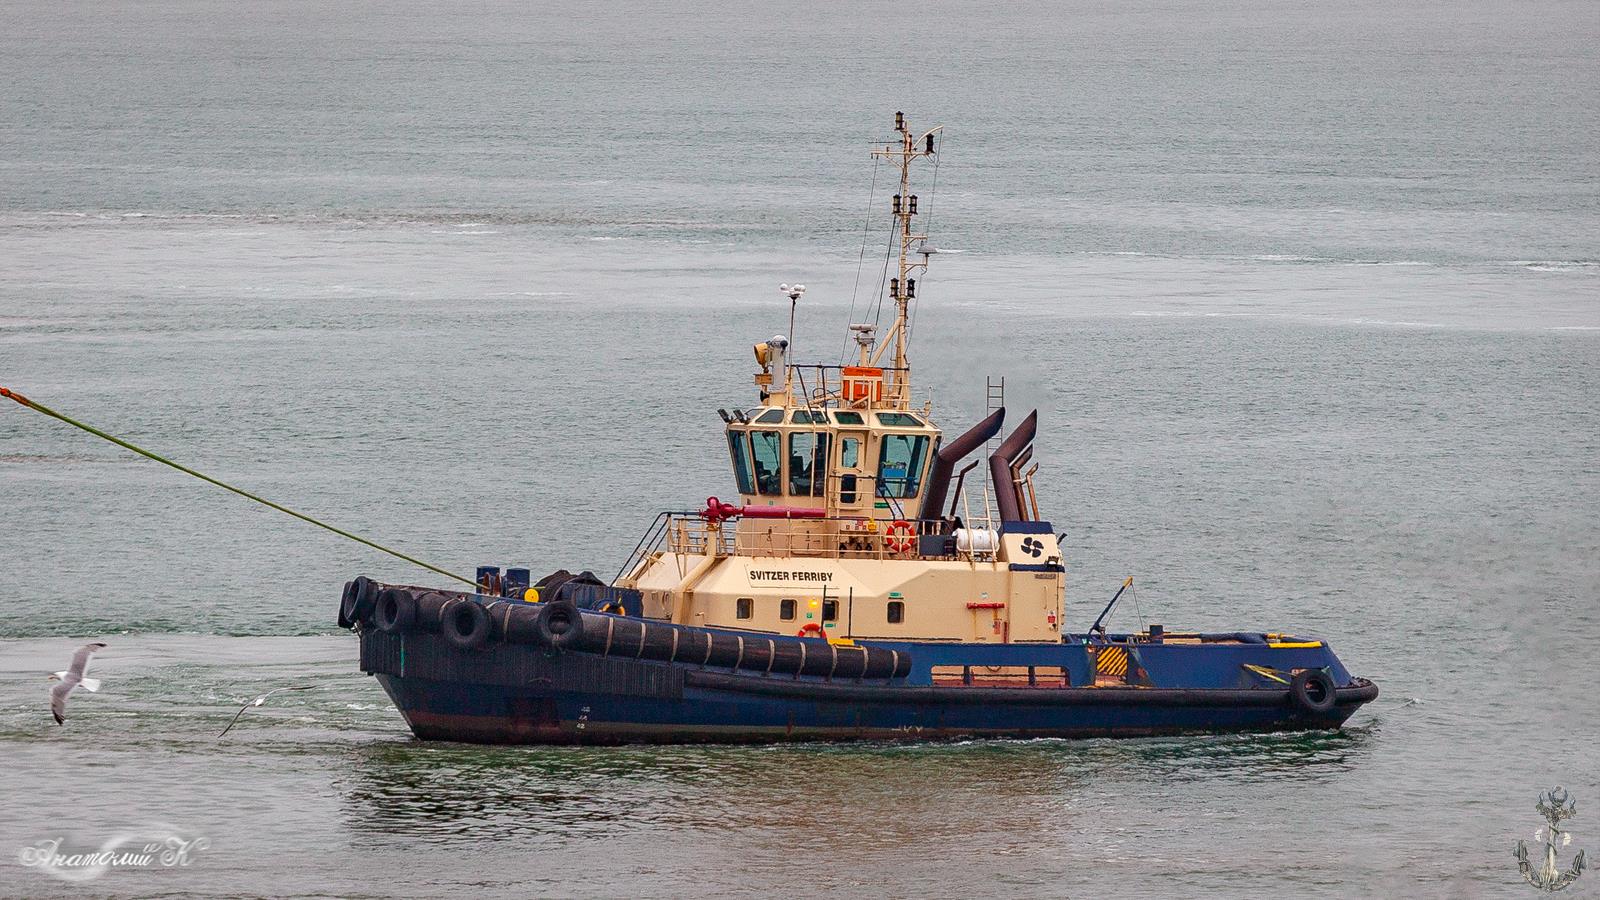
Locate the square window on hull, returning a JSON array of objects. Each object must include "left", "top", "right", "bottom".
[
  {"left": 780, "top": 598, "right": 796, "bottom": 621},
  {"left": 736, "top": 597, "right": 753, "bottom": 619},
  {"left": 887, "top": 600, "right": 904, "bottom": 623}
]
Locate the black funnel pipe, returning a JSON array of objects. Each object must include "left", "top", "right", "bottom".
[
  {"left": 988, "top": 410, "right": 1037, "bottom": 522},
  {"left": 922, "top": 408, "right": 1005, "bottom": 517}
]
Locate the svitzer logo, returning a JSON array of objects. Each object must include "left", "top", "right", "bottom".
[{"left": 1020, "top": 537, "right": 1043, "bottom": 558}]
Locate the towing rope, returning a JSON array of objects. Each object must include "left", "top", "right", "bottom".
[{"left": 1, "top": 386, "right": 477, "bottom": 588}]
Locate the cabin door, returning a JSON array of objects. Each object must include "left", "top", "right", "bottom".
[{"left": 833, "top": 431, "right": 869, "bottom": 513}]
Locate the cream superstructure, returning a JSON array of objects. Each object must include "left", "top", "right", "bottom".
[{"left": 617, "top": 114, "right": 1064, "bottom": 645}]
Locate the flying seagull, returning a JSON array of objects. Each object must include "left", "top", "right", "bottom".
[
  {"left": 49, "top": 642, "right": 108, "bottom": 725},
  {"left": 219, "top": 686, "right": 313, "bottom": 738}
]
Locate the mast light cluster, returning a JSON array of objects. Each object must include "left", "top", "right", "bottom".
[
  {"left": 745, "top": 113, "right": 941, "bottom": 410},
  {"left": 869, "top": 111, "right": 942, "bottom": 391}
]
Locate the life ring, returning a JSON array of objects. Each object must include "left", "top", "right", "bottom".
[
  {"left": 885, "top": 520, "right": 916, "bottom": 554},
  {"left": 797, "top": 622, "right": 827, "bottom": 639},
  {"left": 1289, "top": 669, "right": 1337, "bottom": 714}
]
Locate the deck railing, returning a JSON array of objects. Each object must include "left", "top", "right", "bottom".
[
  {"left": 616, "top": 512, "right": 961, "bottom": 585},
  {"left": 786, "top": 364, "right": 912, "bottom": 410}
]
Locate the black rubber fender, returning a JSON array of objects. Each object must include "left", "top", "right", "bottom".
[
  {"left": 494, "top": 601, "right": 544, "bottom": 644},
  {"left": 1290, "top": 668, "right": 1337, "bottom": 714},
  {"left": 338, "top": 580, "right": 355, "bottom": 629},
  {"left": 375, "top": 587, "right": 417, "bottom": 634},
  {"left": 341, "top": 576, "right": 379, "bottom": 629},
  {"left": 442, "top": 598, "right": 492, "bottom": 650},
  {"left": 536, "top": 599, "right": 585, "bottom": 649}
]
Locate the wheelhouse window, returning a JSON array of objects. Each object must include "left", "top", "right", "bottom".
[
  {"left": 755, "top": 409, "right": 785, "bottom": 424},
  {"left": 876, "top": 412, "right": 922, "bottom": 427},
  {"left": 780, "top": 598, "right": 797, "bottom": 621},
  {"left": 736, "top": 597, "right": 753, "bottom": 619},
  {"left": 833, "top": 411, "right": 864, "bottom": 425},
  {"left": 790, "top": 410, "right": 826, "bottom": 424},
  {"left": 887, "top": 600, "right": 905, "bottom": 623},
  {"left": 877, "top": 433, "right": 930, "bottom": 498},
  {"left": 787, "top": 431, "right": 830, "bottom": 496},
  {"left": 726, "top": 431, "right": 754, "bottom": 494},
  {"left": 750, "top": 431, "right": 782, "bottom": 495}
]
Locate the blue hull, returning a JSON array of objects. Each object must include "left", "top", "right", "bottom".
[{"left": 360, "top": 629, "right": 1377, "bottom": 744}]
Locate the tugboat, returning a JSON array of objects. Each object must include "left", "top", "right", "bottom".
[{"left": 339, "top": 113, "right": 1377, "bottom": 744}]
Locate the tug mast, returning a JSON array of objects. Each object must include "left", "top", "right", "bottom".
[{"left": 869, "top": 111, "right": 942, "bottom": 398}]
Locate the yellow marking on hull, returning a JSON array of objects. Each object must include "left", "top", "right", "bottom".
[
  {"left": 1096, "top": 646, "right": 1129, "bottom": 677},
  {"left": 1242, "top": 663, "right": 1289, "bottom": 684}
]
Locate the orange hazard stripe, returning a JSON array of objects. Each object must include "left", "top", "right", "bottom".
[{"left": 1096, "top": 646, "right": 1128, "bottom": 676}]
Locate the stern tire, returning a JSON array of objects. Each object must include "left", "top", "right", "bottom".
[{"left": 1290, "top": 669, "right": 1337, "bottom": 715}]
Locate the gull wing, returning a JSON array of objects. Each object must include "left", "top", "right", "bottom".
[
  {"left": 50, "top": 680, "right": 72, "bottom": 724},
  {"left": 66, "top": 644, "right": 99, "bottom": 681}
]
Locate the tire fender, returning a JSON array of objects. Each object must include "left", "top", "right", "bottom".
[
  {"left": 536, "top": 600, "right": 585, "bottom": 649},
  {"left": 443, "top": 598, "right": 492, "bottom": 651},
  {"left": 1290, "top": 669, "right": 1337, "bottom": 714},
  {"left": 375, "top": 587, "right": 417, "bottom": 634}
]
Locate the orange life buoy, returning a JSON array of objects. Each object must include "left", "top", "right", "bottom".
[
  {"left": 885, "top": 520, "right": 916, "bottom": 554},
  {"left": 797, "top": 622, "right": 826, "bottom": 639}
]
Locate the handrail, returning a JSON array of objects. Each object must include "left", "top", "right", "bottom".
[
  {"left": 613, "top": 510, "right": 691, "bottom": 584},
  {"left": 781, "top": 363, "right": 914, "bottom": 409},
  {"left": 621, "top": 509, "right": 986, "bottom": 574},
  {"left": 698, "top": 513, "right": 947, "bottom": 561}
]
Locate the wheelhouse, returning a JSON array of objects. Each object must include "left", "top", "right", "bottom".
[{"left": 723, "top": 402, "right": 941, "bottom": 521}]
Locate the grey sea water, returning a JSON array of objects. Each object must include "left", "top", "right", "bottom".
[{"left": 2, "top": 0, "right": 1597, "bottom": 896}]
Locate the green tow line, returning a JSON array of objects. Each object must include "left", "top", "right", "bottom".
[{"left": 1, "top": 385, "right": 478, "bottom": 588}]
